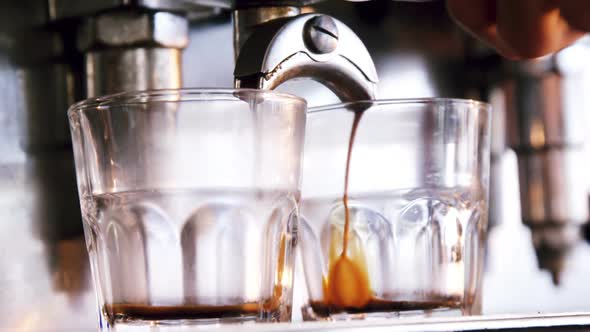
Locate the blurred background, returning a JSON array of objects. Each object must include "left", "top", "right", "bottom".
[{"left": 2, "top": 0, "right": 590, "bottom": 330}]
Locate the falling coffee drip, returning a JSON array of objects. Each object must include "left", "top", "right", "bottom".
[{"left": 325, "top": 111, "right": 372, "bottom": 309}]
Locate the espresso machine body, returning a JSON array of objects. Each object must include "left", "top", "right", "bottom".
[{"left": 1, "top": 0, "right": 590, "bottom": 330}]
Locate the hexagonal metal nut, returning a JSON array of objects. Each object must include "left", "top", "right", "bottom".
[{"left": 78, "top": 10, "right": 188, "bottom": 51}]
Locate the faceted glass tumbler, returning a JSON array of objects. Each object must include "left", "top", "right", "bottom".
[
  {"left": 299, "top": 99, "right": 491, "bottom": 320},
  {"left": 68, "top": 89, "right": 307, "bottom": 330}
]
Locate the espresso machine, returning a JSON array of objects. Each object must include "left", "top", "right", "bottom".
[{"left": 2, "top": 0, "right": 590, "bottom": 330}]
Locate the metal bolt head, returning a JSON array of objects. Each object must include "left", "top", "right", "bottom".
[
  {"left": 303, "top": 15, "right": 339, "bottom": 54},
  {"left": 77, "top": 10, "right": 188, "bottom": 52}
]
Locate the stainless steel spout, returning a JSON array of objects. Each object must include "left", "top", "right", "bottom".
[{"left": 234, "top": 13, "right": 377, "bottom": 101}]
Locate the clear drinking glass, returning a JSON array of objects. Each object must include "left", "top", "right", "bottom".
[
  {"left": 299, "top": 99, "right": 491, "bottom": 320},
  {"left": 67, "top": 89, "right": 307, "bottom": 330}
]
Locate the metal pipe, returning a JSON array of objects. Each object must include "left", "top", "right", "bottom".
[
  {"left": 77, "top": 9, "right": 189, "bottom": 96},
  {"left": 504, "top": 40, "right": 590, "bottom": 284}
]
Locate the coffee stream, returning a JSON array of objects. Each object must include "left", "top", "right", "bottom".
[{"left": 325, "top": 111, "right": 372, "bottom": 308}]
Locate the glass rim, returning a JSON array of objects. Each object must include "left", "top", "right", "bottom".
[
  {"left": 67, "top": 88, "right": 307, "bottom": 115},
  {"left": 308, "top": 98, "right": 491, "bottom": 113}
]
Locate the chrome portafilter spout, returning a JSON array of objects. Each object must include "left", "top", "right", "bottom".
[
  {"left": 233, "top": 11, "right": 378, "bottom": 101},
  {"left": 504, "top": 40, "right": 590, "bottom": 285}
]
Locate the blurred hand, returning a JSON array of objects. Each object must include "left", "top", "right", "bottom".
[{"left": 447, "top": 0, "right": 590, "bottom": 59}]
